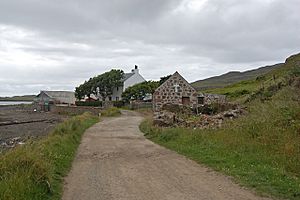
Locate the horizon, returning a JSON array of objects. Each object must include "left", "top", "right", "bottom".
[
  {"left": 1, "top": 0, "right": 299, "bottom": 96},
  {"left": 0, "top": 57, "right": 289, "bottom": 97}
]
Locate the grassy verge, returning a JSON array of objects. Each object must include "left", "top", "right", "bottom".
[
  {"left": 0, "top": 112, "right": 99, "bottom": 200},
  {"left": 100, "top": 107, "right": 121, "bottom": 117},
  {"left": 140, "top": 86, "right": 300, "bottom": 200},
  {"left": 204, "top": 55, "right": 299, "bottom": 103}
]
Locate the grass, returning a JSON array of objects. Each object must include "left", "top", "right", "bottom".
[
  {"left": 0, "top": 112, "right": 99, "bottom": 200},
  {"left": 140, "top": 86, "right": 300, "bottom": 199},
  {"left": 204, "top": 54, "right": 299, "bottom": 104},
  {"left": 140, "top": 54, "right": 300, "bottom": 200},
  {"left": 191, "top": 63, "right": 283, "bottom": 91},
  {"left": 100, "top": 107, "right": 121, "bottom": 117}
]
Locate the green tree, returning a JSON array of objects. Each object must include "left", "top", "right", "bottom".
[
  {"left": 122, "top": 81, "right": 159, "bottom": 102},
  {"left": 159, "top": 75, "right": 172, "bottom": 85},
  {"left": 75, "top": 69, "right": 124, "bottom": 101},
  {"left": 75, "top": 85, "right": 84, "bottom": 100},
  {"left": 94, "top": 69, "right": 124, "bottom": 101},
  {"left": 75, "top": 78, "right": 95, "bottom": 100}
]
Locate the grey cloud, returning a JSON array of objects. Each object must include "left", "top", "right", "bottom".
[{"left": 0, "top": 0, "right": 299, "bottom": 96}]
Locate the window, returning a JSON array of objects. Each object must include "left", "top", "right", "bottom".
[
  {"left": 109, "top": 96, "right": 112, "bottom": 101},
  {"left": 116, "top": 97, "right": 119, "bottom": 101},
  {"left": 116, "top": 87, "right": 119, "bottom": 91},
  {"left": 198, "top": 97, "right": 204, "bottom": 104}
]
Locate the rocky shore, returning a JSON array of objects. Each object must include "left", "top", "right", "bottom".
[{"left": 0, "top": 105, "right": 65, "bottom": 150}]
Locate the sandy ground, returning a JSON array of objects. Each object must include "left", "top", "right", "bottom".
[
  {"left": 62, "top": 110, "right": 271, "bottom": 200},
  {"left": 0, "top": 105, "right": 64, "bottom": 148}
]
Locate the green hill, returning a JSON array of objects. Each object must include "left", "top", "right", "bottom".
[
  {"left": 0, "top": 95, "right": 35, "bottom": 101},
  {"left": 141, "top": 52, "right": 300, "bottom": 199},
  {"left": 192, "top": 63, "right": 283, "bottom": 91},
  {"left": 201, "top": 53, "right": 300, "bottom": 102}
]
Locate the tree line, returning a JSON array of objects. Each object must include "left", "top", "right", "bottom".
[{"left": 75, "top": 69, "right": 170, "bottom": 102}]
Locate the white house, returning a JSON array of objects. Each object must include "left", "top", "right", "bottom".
[{"left": 107, "top": 66, "right": 146, "bottom": 101}]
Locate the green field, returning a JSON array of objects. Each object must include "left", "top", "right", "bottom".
[{"left": 140, "top": 53, "right": 300, "bottom": 199}]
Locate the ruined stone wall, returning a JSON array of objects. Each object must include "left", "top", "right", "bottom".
[
  {"left": 153, "top": 72, "right": 197, "bottom": 111},
  {"left": 202, "top": 94, "right": 227, "bottom": 105},
  {"left": 50, "top": 105, "right": 102, "bottom": 115}
]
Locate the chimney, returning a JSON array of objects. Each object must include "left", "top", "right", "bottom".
[{"left": 133, "top": 65, "right": 139, "bottom": 74}]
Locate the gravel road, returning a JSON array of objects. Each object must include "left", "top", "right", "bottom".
[{"left": 62, "top": 110, "right": 271, "bottom": 200}]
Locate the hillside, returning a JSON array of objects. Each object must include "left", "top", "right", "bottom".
[
  {"left": 191, "top": 63, "right": 283, "bottom": 91},
  {"left": 141, "top": 52, "right": 300, "bottom": 200},
  {"left": 200, "top": 53, "right": 300, "bottom": 102},
  {"left": 0, "top": 95, "right": 35, "bottom": 101}
]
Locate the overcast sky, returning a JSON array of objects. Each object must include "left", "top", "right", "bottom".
[{"left": 0, "top": 0, "right": 299, "bottom": 96}]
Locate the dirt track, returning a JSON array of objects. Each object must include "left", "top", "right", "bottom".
[{"left": 62, "top": 110, "right": 271, "bottom": 200}]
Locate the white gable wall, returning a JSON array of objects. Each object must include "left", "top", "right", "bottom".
[
  {"left": 110, "top": 70, "right": 146, "bottom": 101},
  {"left": 110, "top": 85, "right": 124, "bottom": 101},
  {"left": 123, "top": 73, "right": 145, "bottom": 91}
]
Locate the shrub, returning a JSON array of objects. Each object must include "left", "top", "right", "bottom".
[
  {"left": 101, "top": 107, "right": 121, "bottom": 117},
  {"left": 228, "top": 89, "right": 250, "bottom": 98},
  {"left": 75, "top": 101, "right": 102, "bottom": 107},
  {"left": 113, "top": 101, "right": 125, "bottom": 108},
  {"left": 290, "top": 66, "right": 300, "bottom": 77}
]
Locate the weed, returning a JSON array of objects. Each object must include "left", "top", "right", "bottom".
[
  {"left": 0, "top": 113, "right": 99, "bottom": 200},
  {"left": 101, "top": 107, "right": 121, "bottom": 117}
]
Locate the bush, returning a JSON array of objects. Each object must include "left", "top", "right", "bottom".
[
  {"left": 290, "top": 66, "right": 300, "bottom": 77},
  {"left": 197, "top": 104, "right": 217, "bottom": 115},
  {"left": 113, "top": 101, "right": 125, "bottom": 108},
  {"left": 75, "top": 101, "right": 102, "bottom": 107},
  {"left": 101, "top": 107, "right": 121, "bottom": 117},
  {"left": 196, "top": 103, "right": 234, "bottom": 115},
  {"left": 225, "top": 89, "right": 250, "bottom": 98}
]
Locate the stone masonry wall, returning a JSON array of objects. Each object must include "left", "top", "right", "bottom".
[
  {"left": 153, "top": 72, "right": 197, "bottom": 111},
  {"left": 50, "top": 105, "right": 102, "bottom": 115},
  {"left": 202, "top": 94, "right": 227, "bottom": 105}
]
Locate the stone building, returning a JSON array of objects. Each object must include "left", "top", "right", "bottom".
[
  {"left": 153, "top": 72, "right": 198, "bottom": 111},
  {"left": 34, "top": 91, "right": 76, "bottom": 111},
  {"left": 34, "top": 91, "right": 76, "bottom": 105}
]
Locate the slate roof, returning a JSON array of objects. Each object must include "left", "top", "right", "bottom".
[
  {"left": 40, "top": 91, "right": 75, "bottom": 99},
  {"left": 122, "top": 73, "right": 134, "bottom": 82},
  {"left": 35, "top": 91, "right": 76, "bottom": 104}
]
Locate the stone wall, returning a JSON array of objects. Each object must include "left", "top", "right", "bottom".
[
  {"left": 153, "top": 72, "right": 197, "bottom": 111},
  {"left": 201, "top": 94, "right": 227, "bottom": 105},
  {"left": 50, "top": 105, "right": 102, "bottom": 115},
  {"left": 129, "top": 102, "right": 153, "bottom": 110}
]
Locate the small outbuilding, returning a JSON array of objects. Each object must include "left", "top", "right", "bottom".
[
  {"left": 34, "top": 91, "right": 76, "bottom": 111},
  {"left": 153, "top": 72, "right": 228, "bottom": 113},
  {"left": 153, "top": 71, "right": 198, "bottom": 111}
]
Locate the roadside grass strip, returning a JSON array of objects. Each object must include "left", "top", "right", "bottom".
[
  {"left": 140, "top": 87, "right": 300, "bottom": 200},
  {"left": 0, "top": 112, "right": 99, "bottom": 200}
]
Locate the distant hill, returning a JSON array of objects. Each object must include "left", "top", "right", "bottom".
[
  {"left": 191, "top": 63, "right": 284, "bottom": 91},
  {"left": 196, "top": 52, "right": 300, "bottom": 102},
  {"left": 0, "top": 95, "right": 35, "bottom": 101}
]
